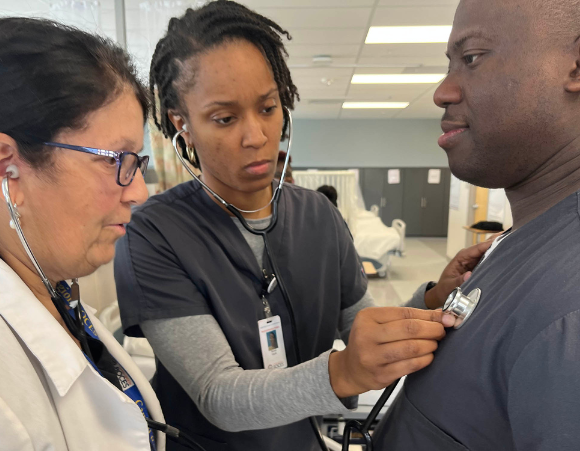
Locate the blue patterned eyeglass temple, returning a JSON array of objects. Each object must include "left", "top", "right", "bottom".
[{"left": 43, "top": 142, "right": 149, "bottom": 187}]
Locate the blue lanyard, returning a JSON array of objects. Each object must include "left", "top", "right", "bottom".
[{"left": 57, "top": 282, "right": 157, "bottom": 450}]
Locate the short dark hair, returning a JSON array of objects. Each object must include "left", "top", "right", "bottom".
[
  {"left": 149, "top": 0, "right": 299, "bottom": 168},
  {"left": 0, "top": 17, "right": 149, "bottom": 169},
  {"left": 317, "top": 185, "right": 338, "bottom": 208},
  {"left": 278, "top": 151, "right": 292, "bottom": 164}
]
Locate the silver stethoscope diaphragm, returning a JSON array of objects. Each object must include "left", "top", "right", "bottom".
[{"left": 442, "top": 287, "right": 482, "bottom": 329}]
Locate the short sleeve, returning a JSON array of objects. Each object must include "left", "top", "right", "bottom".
[
  {"left": 326, "top": 199, "right": 367, "bottom": 310},
  {"left": 508, "top": 309, "right": 580, "bottom": 450},
  {"left": 114, "top": 212, "right": 212, "bottom": 337}
]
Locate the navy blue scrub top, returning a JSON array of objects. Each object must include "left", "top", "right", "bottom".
[{"left": 114, "top": 179, "right": 367, "bottom": 451}]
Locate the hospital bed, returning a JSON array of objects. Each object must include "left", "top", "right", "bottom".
[{"left": 293, "top": 170, "right": 405, "bottom": 275}]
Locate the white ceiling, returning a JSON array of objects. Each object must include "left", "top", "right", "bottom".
[{"left": 0, "top": 0, "right": 460, "bottom": 120}]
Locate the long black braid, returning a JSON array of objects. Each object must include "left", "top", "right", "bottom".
[{"left": 149, "top": 0, "right": 299, "bottom": 168}]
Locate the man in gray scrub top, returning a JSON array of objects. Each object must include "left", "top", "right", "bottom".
[
  {"left": 113, "top": 2, "right": 491, "bottom": 450},
  {"left": 374, "top": 0, "right": 580, "bottom": 450}
]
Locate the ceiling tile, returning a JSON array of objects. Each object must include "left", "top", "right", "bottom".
[
  {"left": 339, "top": 109, "right": 401, "bottom": 119},
  {"left": 243, "top": 0, "right": 376, "bottom": 8},
  {"left": 347, "top": 84, "right": 434, "bottom": 101},
  {"left": 285, "top": 43, "right": 360, "bottom": 58},
  {"left": 371, "top": 6, "right": 457, "bottom": 26},
  {"left": 378, "top": 0, "right": 459, "bottom": 6},
  {"left": 255, "top": 7, "right": 373, "bottom": 29},
  {"left": 287, "top": 28, "right": 366, "bottom": 45}
]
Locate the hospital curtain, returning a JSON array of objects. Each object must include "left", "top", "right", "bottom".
[{"left": 148, "top": 116, "right": 199, "bottom": 192}]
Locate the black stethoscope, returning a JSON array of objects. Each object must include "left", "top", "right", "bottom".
[
  {"left": 340, "top": 287, "right": 482, "bottom": 450},
  {"left": 173, "top": 109, "right": 486, "bottom": 450},
  {"left": 2, "top": 162, "right": 209, "bottom": 451},
  {"left": 172, "top": 107, "right": 331, "bottom": 451}
]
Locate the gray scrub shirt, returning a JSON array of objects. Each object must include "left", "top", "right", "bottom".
[
  {"left": 374, "top": 191, "right": 580, "bottom": 451},
  {"left": 114, "top": 179, "right": 367, "bottom": 450}
]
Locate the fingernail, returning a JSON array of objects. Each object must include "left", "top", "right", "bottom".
[{"left": 442, "top": 314, "right": 455, "bottom": 328}]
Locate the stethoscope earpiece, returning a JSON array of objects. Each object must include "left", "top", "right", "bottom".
[
  {"left": 6, "top": 164, "right": 19, "bottom": 179},
  {"left": 442, "top": 287, "right": 482, "bottom": 329}
]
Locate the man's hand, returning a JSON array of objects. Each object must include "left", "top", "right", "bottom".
[
  {"left": 328, "top": 307, "right": 455, "bottom": 398},
  {"left": 424, "top": 235, "right": 500, "bottom": 309}
]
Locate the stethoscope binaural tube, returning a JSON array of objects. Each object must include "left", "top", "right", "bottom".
[{"left": 171, "top": 106, "right": 294, "bottom": 233}]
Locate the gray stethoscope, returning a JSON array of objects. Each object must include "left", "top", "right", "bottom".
[
  {"left": 2, "top": 161, "right": 208, "bottom": 451},
  {"left": 1, "top": 166, "right": 93, "bottom": 359},
  {"left": 341, "top": 287, "right": 482, "bottom": 450}
]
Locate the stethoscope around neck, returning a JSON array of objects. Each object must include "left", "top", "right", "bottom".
[
  {"left": 171, "top": 106, "right": 294, "bottom": 236},
  {"left": 172, "top": 108, "right": 333, "bottom": 451},
  {"left": 2, "top": 159, "right": 209, "bottom": 451}
]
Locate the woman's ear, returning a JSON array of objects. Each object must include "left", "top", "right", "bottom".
[
  {"left": 0, "top": 133, "right": 18, "bottom": 177},
  {"left": 0, "top": 134, "right": 25, "bottom": 208},
  {"left": 168, "top": 110, "right": 190, "bottom": 138}
]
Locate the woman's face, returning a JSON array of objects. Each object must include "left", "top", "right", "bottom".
[
  {"left": 172, "top": 39, "right": 285, "bottom": 197},
  {"left": 1, "top": 89, "right": 148, "bottom": 281}
]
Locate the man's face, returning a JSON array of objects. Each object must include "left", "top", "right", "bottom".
[{"left": 434, "top": 0, "right": 577, "bottom": 188}]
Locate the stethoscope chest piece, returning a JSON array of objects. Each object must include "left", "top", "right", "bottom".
[{"left": 443, "top": 287, "right": 482, "bottom": 329}]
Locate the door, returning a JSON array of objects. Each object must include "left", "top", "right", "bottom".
[
  {"left": 402, "top": 168, "right": 427, "bottom": 236},
  {"left": 360, "top": 169, "right": 384, "bottom": 211},
  {"left": 421, "top": 169, "right": 451, "bottom": 237},
  {"left": 381, "top": 170, "right": 405, "bottom": 226}
]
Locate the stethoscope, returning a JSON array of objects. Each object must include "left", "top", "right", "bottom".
[
  {"left": 2, "top": 165, "right": 209, "bottom": 451},
  {"left": 340, "top": 287, "right": 482, "bottom": 450},
  {"left": 172, "top": 107, "right": 485, "bottom": 450},
  {"left": 172, "top": 107, "right": 331, "bottom": 451}
]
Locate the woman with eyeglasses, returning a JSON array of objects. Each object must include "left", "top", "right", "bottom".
[{"left": 0, "top": 18, "right": 165, "bottom": 450}]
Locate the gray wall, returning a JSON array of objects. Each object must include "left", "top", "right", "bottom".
[{"left": 289, "top": 119, "right": 448, "bottom": 168}]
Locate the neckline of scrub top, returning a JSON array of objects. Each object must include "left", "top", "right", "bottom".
[
  {"left": 194, "top": 179, "right": 287, "bottom": 284},
  {"left": 0, "top": 258, "right": 89, "bottom": 397}
]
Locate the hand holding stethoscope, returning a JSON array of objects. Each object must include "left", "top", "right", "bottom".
[{"left": 340, "top": 287, "right": 482, "bottom": 450}]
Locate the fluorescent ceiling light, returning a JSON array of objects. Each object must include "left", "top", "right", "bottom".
[
  {"left": 351, "top": 74, "right": 446, "bottom": 84},
  {"left": 342, "top": 102, "right": 409, "bottom": 109},
  {"left": 366, "top": 26, "right": 452, "bottom": 44}
]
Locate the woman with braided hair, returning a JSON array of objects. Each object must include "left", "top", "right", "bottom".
[{"left": 114, "top": 1, "right": 486, "bottom": 449}]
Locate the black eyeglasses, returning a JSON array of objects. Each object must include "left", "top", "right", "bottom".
[{"left": 43, "top": 142, "right": 149, "bottom": 187}]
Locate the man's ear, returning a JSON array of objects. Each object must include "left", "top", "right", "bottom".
[{"left": 565, "top": 42, "right": 580, "bottom": 93}]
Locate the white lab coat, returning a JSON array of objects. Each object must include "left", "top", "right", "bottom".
[{"left": 0, "top": 259, "right": 166, "bottom": 451}]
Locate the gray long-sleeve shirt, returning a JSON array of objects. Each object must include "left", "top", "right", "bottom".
[{"left": 142, "top": 215, "right": 429, "bottom": 432}]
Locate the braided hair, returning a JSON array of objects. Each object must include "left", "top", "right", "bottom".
[{"left": 149, "top": 0, "right": 299, "bottom": 168}]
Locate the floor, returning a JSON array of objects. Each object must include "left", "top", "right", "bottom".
[{"left": 367, "top": 238, "right": 449, "bottom": 307}]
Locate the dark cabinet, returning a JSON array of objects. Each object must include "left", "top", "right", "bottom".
[{"left": 360, "top": 168, "right": 451, "bottom": 237}]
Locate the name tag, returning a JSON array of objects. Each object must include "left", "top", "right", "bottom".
[{"left": 258, "top": 315, "right": 288, "bottom": 370}]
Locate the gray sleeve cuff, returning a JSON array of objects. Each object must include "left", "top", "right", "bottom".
[
  {"left": 402, "top": 282, "right": 430, "bottom": 309},
  {"left": 142, "top": 315, "right": 356, "bottom": 432},
  {"left": 326, "top": 350, "right": 359, "bottom": 410}
]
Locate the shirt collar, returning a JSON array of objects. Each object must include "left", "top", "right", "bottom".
[{"left": 0, "top": 258, "right": 89, "bottom": 396}]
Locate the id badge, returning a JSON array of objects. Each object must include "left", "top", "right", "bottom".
[{"left": 258, "top": 315, "right": 288, "bottom": 369}]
